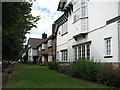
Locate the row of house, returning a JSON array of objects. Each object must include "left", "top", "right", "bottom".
[{"left": 22, "top": 0, "right": 120, "bottom": 65}]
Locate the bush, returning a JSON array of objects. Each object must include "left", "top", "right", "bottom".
[
  {"left": 57, "top": 63, "right": 73, "bottom": 75},
  {"left": 48, "top": 61, "right": 63, "bottom": 70},
  {"left": 71, "top": 58, "right": 101, "bottom": 82},
  {"left": 97, "top": 64, "right": 120, "bottom": 87}
]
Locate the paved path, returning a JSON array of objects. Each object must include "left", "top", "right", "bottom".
[{"left": 2, "top": 65, "right": 13, "bottom": 89}]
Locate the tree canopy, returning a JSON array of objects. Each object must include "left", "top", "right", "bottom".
[{"left": 2, "top": 2, "right": 40, "bottom": 61}]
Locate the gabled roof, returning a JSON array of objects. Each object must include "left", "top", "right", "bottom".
[
  {"left": 28, "top": 38, "right": 42, "bottom": 49},
  {"left": 37, "top": 35, "right": 54, "bottom": 48}
]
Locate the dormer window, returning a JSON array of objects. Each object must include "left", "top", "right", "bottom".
[
  {"left": 42, "top": 44, "right": 45, "bottom": 50},
  {"left": 48, "top": 40, "right": 52, "bottom": 47}
]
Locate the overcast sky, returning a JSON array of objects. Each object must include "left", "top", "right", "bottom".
[{"left": 25, "top": 0, "right": 63, "bottom": 40}]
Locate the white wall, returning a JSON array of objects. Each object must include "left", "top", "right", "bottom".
[
  {"left": 56, "top": 0, "right": 119, "bottom": 63},
  {"left": 88, "top": 0, "right": 119, "bottom": 31}
]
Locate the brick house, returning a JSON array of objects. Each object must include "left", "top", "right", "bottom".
[{"left": 37, "top": 33, "right": 56, "bottom": 64}]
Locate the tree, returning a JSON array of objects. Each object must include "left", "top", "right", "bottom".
[{"left": 2, "top": 2, "right": 40, "bottom": 61}]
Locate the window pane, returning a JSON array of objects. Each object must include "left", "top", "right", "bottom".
[
  {"left": 82, "top": 45, "right": 85, "bottom": 57},
  {"left": 75, "top": 47, "right": 77, "bottom": 60},
  {"left": 86, "top": 44, "right": 90, "bottom": 59},
  {"left": 106, "top": 38, "right": 111, "bottom": 55},
  {"left": 78, "top": 46, "right": 81, "bottom": 58}
]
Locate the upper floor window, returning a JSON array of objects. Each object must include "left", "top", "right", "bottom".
[
  {"left": 105, "top": 38, "right": 112, "bottom": 56},
  {"left": 73, "top": 0, "right": 87, "bottom": 22},
  {"left": 48, "top": 40, "right": 52, "bottom": 47},
  {"left": 73, "top": 0, "right": 81, "bottom": 12},
  {"left": 38, "top": 47, "right": 41, "bottom": 51},
  {"left": 62, "top": 21, "right": 68, "bottom": 35},
  {"left": 42, "top": 44, "right": 45, "bottom": 50}
]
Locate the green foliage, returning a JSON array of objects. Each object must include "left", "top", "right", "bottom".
[
  {"left": 2, "top": 2, "right": 40, "bottom": 61},
  {"left": 48, "top": 61, "right": 63, "bottom": 70},
  {"left": 71, "top": 58, "right": 101, "bottom": 82},
  {"left": 97, "top": 64, "right": 120, "bottom": 87},
  {"left": 57, "top": 63, "right": 73, "bottom": 75},
  {"left": 6, "top": 63, "right": 108, "bottom": 88}
]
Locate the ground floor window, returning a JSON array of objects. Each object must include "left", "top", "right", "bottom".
[
  {"left": 105, "top": 37, "right": 112, "bottom": 56},
  {"left": 61, "top": 50, "right": 68, "bottom": 62},
  {"left": 74, "top": 43, "right": 90, "bottom": 60}
]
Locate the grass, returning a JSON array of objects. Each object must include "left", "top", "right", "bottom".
[{"left": 5, "top": 63, "right": 109, "bottom": 88}]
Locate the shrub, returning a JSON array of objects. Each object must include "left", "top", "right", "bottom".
[
  {"left": 57, "top": 63, "right": 73, "bottom": 75},
  {"left": 97, "top": 64, "right": 115, "bottom": 86},
  {"left": 71, "top": 58, "right": 101, "bottom": 82},
  {"left": 97, "top": 64, "right": 120, "bottom": 87},
  {"left": 48, "top": 61, "right": 63, "bottom": 70}
]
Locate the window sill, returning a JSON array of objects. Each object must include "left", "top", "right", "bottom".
[
  {"left": 61, "top": 32, "right": 68, "bottom": 36},
  {"left": 104, "top": 55, "right": 113, "bottom": 58}
]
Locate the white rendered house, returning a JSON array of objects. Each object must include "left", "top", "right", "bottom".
[
  {"left": 55, "top": 0, "right": 120, "bottom": 64},
  {"left": 27, "top": 38, "right": 42, "bottom": 64}
]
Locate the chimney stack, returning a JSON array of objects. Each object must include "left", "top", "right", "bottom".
[{"left": 42, "top": 32, "right": 47, "bottom": 39}]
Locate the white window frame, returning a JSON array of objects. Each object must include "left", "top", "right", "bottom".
[
  {"left": 48, "top": 39, "right": 52, "bottom": 47},
  {"left": 105, "top": 38, "right": 112, "bottom": 56},
  {"left": 61, "top": 50, "right": 68, "bottom": 62},
  {"left": 61, "top": 21, "right": 68, "bottom": 35},
  {"left": 73, "top": 0, "right": 87, "bottom": 22},
  {"left": 74, "top": 43, "right": 90, "bottom": 60},
  {"left": 38, "top": 46, "right": 41, "bottom": 51},
  {"left": 42, "top": 43, "right": 45, "bottom": 50}
]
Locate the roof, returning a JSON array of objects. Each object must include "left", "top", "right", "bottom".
[
  {"left": 28, "top": 38, "right": 42, "bottom": 49},
  {"left": 37, "top": 35, "right": 54, "bottom": 48},
  {"left": 57, "top": 0, "right": 67, "bottom": 11}
]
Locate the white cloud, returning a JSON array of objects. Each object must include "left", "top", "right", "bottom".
[{"left": 26, "top": 0, "right": 63, "bottom": 41}]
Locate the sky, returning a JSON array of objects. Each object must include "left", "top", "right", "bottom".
[{"left": 25, "top": 0, "right": 63, "bottom": 40}]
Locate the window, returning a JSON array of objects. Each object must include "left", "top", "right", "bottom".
[
  {"left": 74, "top": 47, "right": 77, "bottom": 60},
  {"left": 74, "top": 43, "right": 90, "bottom": 60},
  {"left": 57, "top": 51, "right": 59, "bottom": 61},
  {"left": 48, "top": 40, "right": 52, "bottom": 47},
  {"left": 73, "top": 9, "right": 81, "bottom": 22},
  {"left": 42, "top": 44, "right": 45, "bottom": 50},
  {"left": 62, "top": 22, "right": 68, "bottom": 35},
  {"left": 81, "top": 0, "right": 87, "bottom": 18},
  {"left": 86, "top": 44, "right": 90, "bottom": 59},
  {"left": 82, "top": 45, "right": 85, "bottom": 57},
  {"left": 38, "top": 46, "right": 41, "bottom": 51},
  {"left": 48, "top": 55, "right": 52, "bottom": 62},
  {"left": 105, "top": 38, "right": 111, "bottom": 55},
  {"left": 73, "top": 0, "right": 81, "bottom": 12},
  {"left": 81, "top": 6, "right": 86, "bottom": 18},
  {"left": 73, "top": 0, "right": 87, "bottom": 22},
  {"left": 78, "top": 46, "right": 81, "bottom": 58},
  {"left": 61, "top": 50, "right": 67, "bottom": 62}
]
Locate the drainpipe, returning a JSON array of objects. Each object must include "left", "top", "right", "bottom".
[{"left": 117, "top": 22, "right": 120, "bottom": 66}]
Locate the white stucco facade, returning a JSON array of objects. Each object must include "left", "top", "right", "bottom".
[
  {"left": 28, "top": 48, "right": 38, "bottom": 62},
  {"left": 56, "top": 0, "right": 120, "bottom": 63}
]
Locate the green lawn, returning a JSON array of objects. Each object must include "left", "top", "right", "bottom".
[{"left": 6, "top": 63, "right": 109, "bottom": 88}]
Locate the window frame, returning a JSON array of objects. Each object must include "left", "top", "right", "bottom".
[
  {"left": 104, "top": 37, "right": 112, "bottom": 58},
  {"left": 48, "top": 39, "right": 52, "bottom": 47},
  {"left": 61, "top": 50, "right": 68, "bottom": 62},
  {"left": 61, "top": 21, "right": 68, "bottom": 36},
  {"left": 74, "top": 43, "right": 90, "bottom": 60}
]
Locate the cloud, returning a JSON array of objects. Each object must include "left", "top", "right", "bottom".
[{"left": 25, "top": 0, "right": 63, "bottom": 41}]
